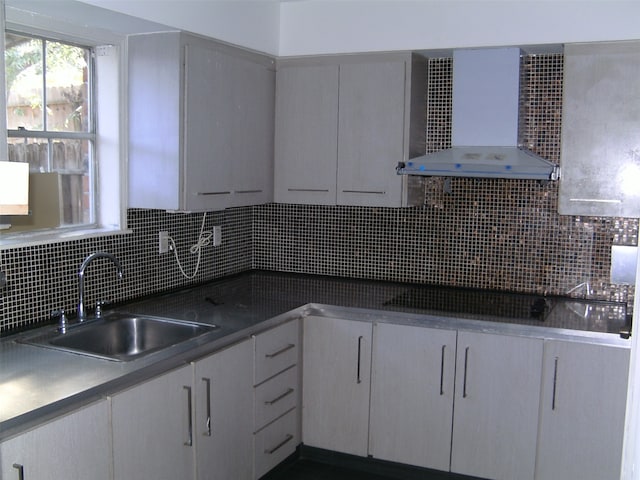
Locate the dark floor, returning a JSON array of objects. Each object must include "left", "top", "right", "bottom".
[
  {"left": 262, "top": 448, "right": 485, "bottom": 480},
  {"left": 265, "top": 458, "right": 396, "bottom": 480}
]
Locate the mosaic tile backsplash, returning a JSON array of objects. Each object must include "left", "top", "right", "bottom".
[{"left": 1, "top": 53, "right": 638, "bottom": 334}]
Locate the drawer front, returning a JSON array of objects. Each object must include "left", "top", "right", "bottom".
[
  {"left": 254, "top": 408, "right": 299, "bottom": 479},
  {"left": 255, "top": 366, "right": 298, "bottom": 429},
  {"left": 255, "top": 320, "right": 299, "bottom": 385}
]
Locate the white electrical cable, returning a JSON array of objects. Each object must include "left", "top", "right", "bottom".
[{"left": 168, "top": 213, "right": 213, "bottom": 280}]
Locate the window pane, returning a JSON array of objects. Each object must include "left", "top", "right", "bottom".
[
  {"left": 7, "top": 137, "right": 48, "bottom": 170},
  {"left": 5, "top": 33, "right": 44, "bottom": 130},
  {"left": 45, "top": 41, "right": 90, "bottom": 132},
  {"left": 7, "top": 137, "right": 93, "bottom": 227}
]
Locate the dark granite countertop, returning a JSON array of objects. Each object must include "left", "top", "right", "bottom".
[
  {"left": 120, "top": 270, "right": 630, "bottom": 335},
  {"left": 1, "top": 270, "right": 630, "bottom": 440}
]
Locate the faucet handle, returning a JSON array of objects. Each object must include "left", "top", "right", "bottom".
[
  {"left": 51, "top": 309, "right": 68, "bottom": 333},
  {"left": 95, "top": 301, "right": 107, "bottom": 317}
]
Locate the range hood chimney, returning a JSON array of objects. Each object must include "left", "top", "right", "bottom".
[{"left": 398, "top": 47, "right": 559, "bottom": 180}]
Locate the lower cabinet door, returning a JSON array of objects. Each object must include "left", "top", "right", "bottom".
[
  {"left": 111, "top": 365, "right": 195, "bottom": 480},
  {"left": 302, "top": 315, "right": 373, "bottom": 456},
  {"left": 451, "top": 331, "right": 543, "bottom": 480},
  {"left": 535, "top": 340, "right": 630, "bottom": 480},
  {"left": 193, "top": 339, "right": 254, "bottom": 480},
  {"left": 0, "top": 400, "right": 111, "bottom": 480},
  {"left": 369, "top": 322, "right": 457, "bottom": 471}
]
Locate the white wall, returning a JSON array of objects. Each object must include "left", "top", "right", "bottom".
[
  {"left": 77, "top": 0, "right": 281, "bottom": 54},
  {"left": 278, "top": 0, "right": 640, "bottom": 56},
  {"left": 72, "top": 0, "right": 640, "bottom": 56}
]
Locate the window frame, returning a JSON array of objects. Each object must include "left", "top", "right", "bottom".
[
  {"left": 6, "top": 30, "right": 98, "bottom": 228},
  {"left": 0, "top": 6, "right": 129, "bottom": 249}
]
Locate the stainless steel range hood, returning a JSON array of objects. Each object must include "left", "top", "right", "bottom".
[{"left": 397, "top": 47, "right": 559, "bottom": 180}]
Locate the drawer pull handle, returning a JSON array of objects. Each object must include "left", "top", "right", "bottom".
[
  {"left": 184, "top": 385, "right": 193, "bottom": 446},
  {"left": 552, "top": 357, "right": 559, "bottom": 411},
  {"left": 265, "top": 343, "right": 295, "bottom": 359},
  {"left": 202, "top": 377, "right": 212, "bottom": 436},
  {"left": 265, "top": 434, "right": 294, "bottom": 455},
  {"left": 265, "top": 388, "right": 295, "bottom": 406},
  {"left": 13, "top": 464, "right": 24, "bottom": 480}
]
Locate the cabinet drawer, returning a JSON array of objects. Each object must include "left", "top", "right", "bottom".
[
  {"left": 255, "top": 366, "right": 298, "bottom": 429},
  {"left": 255, "top": 320, "right": 299, "bottom": 385},
  {"left": 254, "top": 408, "right": 299, "bottom": 479}
]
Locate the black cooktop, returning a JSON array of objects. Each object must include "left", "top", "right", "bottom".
[{"left": 384, "top": 287, "right": 553, "bottom": 321}]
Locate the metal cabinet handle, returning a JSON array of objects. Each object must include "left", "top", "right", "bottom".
[
  {"left": 552, "top": 357, "right": 559, "bottom": 411},
  {"left": 12, "top": 464, "right": 24, "bottom": 480},
  {"left": 264, "top": 388, "right": 295, "bottom": 406},
  {"left": 183, "top": 385, "right": 193, "bottom": 446},
  {"left": 235, "top": 189, "right": 262, "bottom": 194},
  {"left": 440, "top": 345, "right": 446, "bottom": 396},
  {"left": 202, "top": 377, "right": 212, "bottom": 436},
  {"left": 265, "top": 343, "right": 295, "bottom": 359},
  {"left": 462, "top": 347, "right": 470, "bottom": 398},
  {"left": 196, "top": 191, "right": 231, "bottom": 196},
  {"left": 287, "top": 188, "right": 330, "bottom": 193},
  {"left": 342, "top": 190, "right": 386, "bottom": 195},
  {"left": 357, "top": 336, "right": 364, "bottom": 384},
  {"left": 264, "top": 434, "right": 294, "bottom": 455}
]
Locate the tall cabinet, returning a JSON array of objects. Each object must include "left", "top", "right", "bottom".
[
  {"left": 128, "top": 32, "right": 274, "bottom": 212},
  {"left": 275, "top": 53, "right": 426, "bottom": 207}
]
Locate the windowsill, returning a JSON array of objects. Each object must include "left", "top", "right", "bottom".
[{"left": 0, "top": 226, "right": 133, "bottom": 250}]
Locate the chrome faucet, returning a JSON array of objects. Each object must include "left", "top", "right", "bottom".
[{"left": 77, "top": 252, "right": 123, "bottom": 321}]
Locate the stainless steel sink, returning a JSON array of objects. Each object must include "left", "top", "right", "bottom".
[{"left": 20, "top": 312, "right": 219, "bottom": 362}]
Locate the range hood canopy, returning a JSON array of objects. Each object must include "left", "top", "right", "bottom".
[{"left": 398, "top": 47, "right": 559, "bottom": 180}]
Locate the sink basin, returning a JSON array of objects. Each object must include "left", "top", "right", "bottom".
[{"left": 20, "top": 312, "right": 219, "bottom": 361}]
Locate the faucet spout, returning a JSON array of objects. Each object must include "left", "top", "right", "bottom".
[{"left": 77, "top": 252, "right": 123, "bottom": 321}]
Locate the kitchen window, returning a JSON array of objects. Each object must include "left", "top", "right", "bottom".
[
  {"left": 5, "top": 31, "right": 96, "bottom": 230},
  {"left": 0, "top": 14, "right": 126, "bottom": 247}
]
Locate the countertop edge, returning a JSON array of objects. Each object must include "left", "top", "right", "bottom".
[{"left": 0, "top": 302, "right": 629, "bottom": 442}]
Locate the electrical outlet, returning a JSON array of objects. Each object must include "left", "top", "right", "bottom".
[
  {"left": 212, "top": 226, "right": 222, "bottom": 247},
  {"left": 159, "top": 231, "right": 170, "bottom": 254}
]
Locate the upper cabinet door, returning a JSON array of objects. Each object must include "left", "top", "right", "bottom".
[
  {"left": 337, "top": 60, "right": 407, "bottom": 207},
  {"left": 183, "top": 43, "right": 233, "bottom": 211},
  {"left": 559, "top": 41, "right": 640, "bottom": 216},
  {"left": 128, "top": 32, "right": 275, "bottom": 212},
  {"left": 274, "top": 64, "right": 340, "bottom": 205},
  {"left": 228, "top": 55, "right": 275, "bottom": 207}
]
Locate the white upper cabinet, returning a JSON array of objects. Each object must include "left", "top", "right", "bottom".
[
  {"left": 128, "top": 32, "right": 274, "bottom": 212},
  {"left": 274, "top": 64, "right": 339, "bottom": 205},
  {"left": 559, "top": 41, "right": 640, "bottom": 216},
  {"left": 275, "top": 54, "right": 426, "bottom": 207}
]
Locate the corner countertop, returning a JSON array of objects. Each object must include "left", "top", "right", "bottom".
[{"left": 0, "top": 270, "right": 631, "bottom": 441}]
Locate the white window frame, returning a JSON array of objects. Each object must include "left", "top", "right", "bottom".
[{"left": 0, "top": 1, "right": 129, "bottom": 249}]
